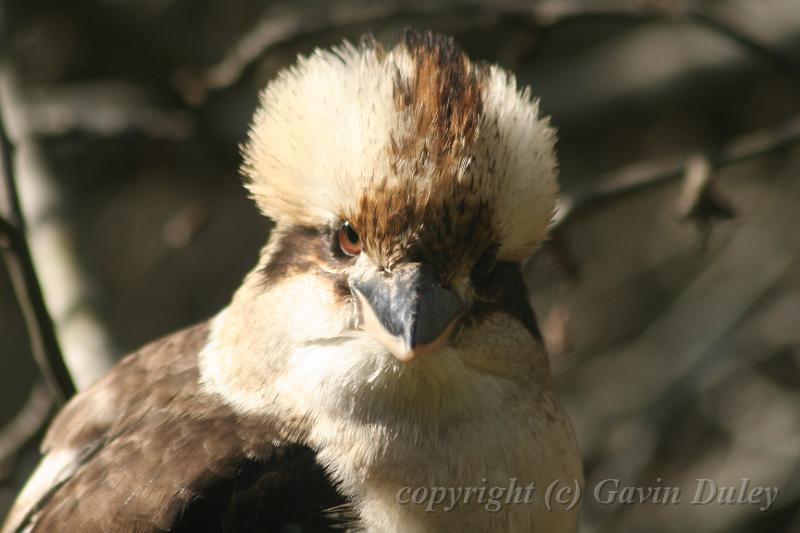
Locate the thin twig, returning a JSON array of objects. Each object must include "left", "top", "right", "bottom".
[
  {"left": 552, "top": 113, "right": 800, "bottom": 228},
  {"left": 0, "top": 106, "right": 23, "bottom": 232},
  {"left": 173, "top": 3, "right": 465, "bottom": 103},
  {"left": 1, "top": 67, "right": 117, "bottom": 390},
  {"left": 0, "top": 383, "right": 52, "bottom": 481},
  {"left": 0, "top": 101, "right": 76, "bottom": 405},
  {"left": 173, "top": 1, "right": 660, "bottom": 104},
  {"left": 24, "top": 85, "right": 193, "bottom": 140},
  {"left": 174, "top": 0, "right": 800, "bottom": 105},
  {"left": 687, "top": 7, "right": 800, "bottom": 81}
]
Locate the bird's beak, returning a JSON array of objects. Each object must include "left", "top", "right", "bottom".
[{"left": 350, "top": 265, "right": 466, "bottom": 362}]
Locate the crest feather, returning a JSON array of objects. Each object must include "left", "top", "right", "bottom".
[{"left": 242, "top": 31, "right": 558, "bottom": 262}]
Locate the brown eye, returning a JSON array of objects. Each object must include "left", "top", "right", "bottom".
[
  {"left": 472, "top": 244, "right": 498, "bottom": 281},
  {"left": 337, "top": 221, "right": 362, "bottom": 256}
]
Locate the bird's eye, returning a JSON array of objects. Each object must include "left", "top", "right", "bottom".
[
  {"left": 337, "top": 221, "right": 362, "bottom": 256},
  {"left": 472, "top": 245, "right": 498, "bottom": 281}
]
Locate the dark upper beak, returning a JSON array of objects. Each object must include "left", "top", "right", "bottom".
[{"left": 350, "top": 264, "right": 466, "bottom": 362}]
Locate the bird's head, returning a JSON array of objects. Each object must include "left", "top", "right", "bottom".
[
  {"left": 244, "top": 30, "right": 555, "bottom": 359},
  {"left": 202, "top": 31, "right": 558, "bottom": 419}
]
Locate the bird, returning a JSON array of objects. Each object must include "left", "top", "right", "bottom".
[{"left": 2, "top": 30, "right": 582, "bottom": 533}]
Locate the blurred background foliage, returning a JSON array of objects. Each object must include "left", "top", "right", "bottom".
[{"left": 0, "top": 0, "right": 799, "bottom": 531}]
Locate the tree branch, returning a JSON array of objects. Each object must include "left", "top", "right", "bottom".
[
  {"left": 552, "top": 113, "right": 800, "bottom": 228},
  {"left": 172, "top": 1, "right": 659, "bottom": 104},
  {"left": 173, "top": 0, "right": 800, "bottom": 106},
  {"left": 0, "top": 100, "right": 76, "bottom": 406},
  {"left": 687, "top": 7, "right": 800, "bottom": 82},
  {"left": 0, "top": 67, "right": 117, "bottom": 391}
]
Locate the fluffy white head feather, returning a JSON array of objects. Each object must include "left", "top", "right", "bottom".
[{"left": 242, "top": 33, "right": 558, "bottom": 262}]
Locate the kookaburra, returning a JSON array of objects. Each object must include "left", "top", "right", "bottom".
[{"left": 3, "top": 31, "right": 582, "bottom": 533}]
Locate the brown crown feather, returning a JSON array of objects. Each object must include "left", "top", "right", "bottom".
[{"left": 349, "top": 31, "right": 495, "bottom": 279}]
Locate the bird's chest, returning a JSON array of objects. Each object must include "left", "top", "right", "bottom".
[{"left": 310, "top": 406, "right": 580, "bottom": 533}]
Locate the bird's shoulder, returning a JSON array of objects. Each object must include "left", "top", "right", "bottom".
[
  {"left": 5, "top": 321, "right": 345, "bottom": 533},
  {"left": 43, "top": 321, "right": 212, "bottom": 453}
]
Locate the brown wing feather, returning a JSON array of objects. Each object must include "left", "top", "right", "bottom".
[{"left": 4, "top": 323, "right": 345, "bottom": 533}]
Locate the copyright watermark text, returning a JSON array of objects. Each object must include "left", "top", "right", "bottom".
[{"left": 396, "top": 478, "right": 779, "bottom": 513}]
